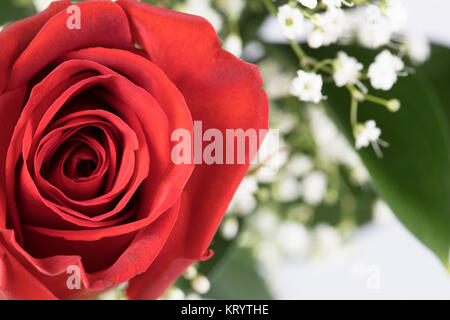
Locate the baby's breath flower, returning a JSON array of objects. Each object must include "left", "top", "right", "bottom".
[
  {"left": 301, "top": 171, "right": 328, "bottom": 206},
  {"left": 358, "top": 5, "right": 392, "bottom": 48},
  {"left": 287, "top": 154, "right": 314, "bottom": 177},
  {"left": 184, "top": 265, "right": 198, "bottom": 280},
  {"left": 166, "top": 287, "right": 185, "bottom": 300},
  {"left": 33, "top": 0, "right": 53, "bottom": 12},
  {"left": 272, "top": 173, "right": 302, "bottom": 203},
  {"left": 277, "top": 4, "right": 305, "bottom": 40},
  {"left": 227, "top": 176, "right": 258, "bottom": 215},
  {"left": 186, "top": 293, "right": 202, "bottom": 300},
  {"left": 333, "top": 51, "right": 363, "bottom": 87},
  {"left": 311, "top": 8, "right": 346, "bottom": 47},
  {"left": 322, "top": 0, "right": 353, "bottom": 8},
  {"left": 191, "top": 275, "right": 211, "bottom": 295},
  {"left": 382, "top": 0, "right": 408, "bottom": 32},
  {"left": 217, "top": 0, "right": 245, "bottom": 20},
  {"left": 220, "top": 217, "right": 239, "bottom": 240},
  {"left": 368, "top": 50, "right": 404, "bottom": 90},
  {"left": 275, "top": 222, "right": 311, "bottom": 257},
  {"left": 297, "top": 0, "right": 317, "bottom": 9},
  {"left": 223, "top": 33, "right": 243, "bottom": 58},
  {"left": 253, "top": 207, "right": 279, "bottom": 234},
  {"left": 290, "top": 70, "right": 323, "bottom": 103},
  {"left": 377, "top": 50, "right": 405, "bottom": 72},
  {"left": 354, "top": 120, "right": 388, "bottom": 156},
  {"left": 307, "top": 30, "right": 325, "bottom": 49},
  {"left": 405, "top": 33, "right": 431, "bottom": 65}
]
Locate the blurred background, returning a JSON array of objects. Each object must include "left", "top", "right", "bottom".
[{"left": 1, "top": 0, "right": 450, "bottom": 299}]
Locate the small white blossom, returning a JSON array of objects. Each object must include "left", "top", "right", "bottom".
[
  {"left": 259, "top": 60, "right": 292, "bottom": 99},
  {"left": 290, "top": 70, "right": 323, "bottom": 103},
  {"left": 405, "top": 33, "right": 431, "bottom": 65},
  {"left": 358, "top": 5, "right": 392, "bottom": 48},
  {"left": 377, "top": 49, "right": 405, "bottom": 72},
  {"left": 382, "top": 0, "right": 408, "bottom": 32},
  {"left": 308, "top": 106, "right": 358, "bottom": 166},
  {"left": 333, "top": 51, "right": 363, "bottom": 87},
  {"left": 256, "top": 240, "right": 282, "bottom": 271},
  {"left": 253, "top": 131, "right": 289, "bottom": 183},
  {"left": 301, "top": 171, "right": 328, "bottom": 206},
  {"left": 307, "top": 30, "right": 325, "bottom": 49},
  {"left": 270, "top": 107, "right": 297, "bottom": 134},
  {"left": 184, "top": 266, "right": 198, "bottom": 280},
  {"left": 220, "top": 217, "right": 239, "bottom": 240},
  {"left": 186, "top": 293, "right": 202, "bottom": 300},
  {"left": 166, "top": 287, "right": 185, "bottom": 300},
  {"left": 322, "top": 0, "right": 352, "bottom": 8},
  {"left": 191, "top": 275, "right": 210, "bottom": 295},
  {"left": 243, "top": 41, "right": 266, "bottom": 62},
  {"left": 277, "top": 4, "right": 304, "bottom": 40},
  {"left": 286, "top": 154, "right": 314, "bottom": 177},
  {"left": 223, "top": 33, "right": 242, "bottom": 57},
  {"left": 298, "top": 0, "right": 317, "bottom": 9},
  {"left": 272, "top": 174, "right": 302, "bottom": 202},
  {"left": 354, "top": 120, "right": 386, "bottom": 154},
  {"left": 253, "top": 207, "right": 279, "bottom": 234},
  {"left": 217, "top": 0, "right": 245, "bottom": 20},
  {"left": 33, "top": 0, "right": 53, "bottom": 12},
  {"left": 368, "top": 63, "right": 398, "bottom": 90},
  {"left": 310, "top": 9, "right": 346, "bottom": 47},
  {"left": 275, "top": 222, "right": 311, "bottom": 257},
  {"left": 227, "top": 176, "right": 258, "bottom": 215},
  {"left": 368, "top": 50, "right": 404, "bottom": 90}
]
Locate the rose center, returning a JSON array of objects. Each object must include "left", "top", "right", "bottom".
[{"left": 74, "top": 159, "right": 96, "bottom": 178}]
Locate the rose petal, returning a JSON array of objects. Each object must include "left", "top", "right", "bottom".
[
  {"left": 118, "top": 0, "right": 268, "bottom": 299},
  {"left": 0, "top": 0, "right": 69, "bottom": 93},
  {"left": 0, "top": 88, "right": 27, "bottom": 232},
  {"left": 7, "top": 0, "right": 133, "bottom": 90},
  {"left": 0, "top": 233, "right": 57, "bottom": 300},
  {"left": 0, "top": 196, "right": 180, "bottom": 298}
]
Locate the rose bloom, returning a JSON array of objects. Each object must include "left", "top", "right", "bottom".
[{"left": 0, "top": 0, "right": 268, "bottom": 299}]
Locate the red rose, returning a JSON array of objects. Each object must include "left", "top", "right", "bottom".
[{"left": 0, "top": 0, "right": 268, "bottom": 299}]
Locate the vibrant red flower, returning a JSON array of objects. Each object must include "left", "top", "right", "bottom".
[{"left": 0, "top": 0, "right": 268, "bottom": 299}]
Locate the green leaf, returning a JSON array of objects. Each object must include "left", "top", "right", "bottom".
[
  {"left": 0, "top": 0, "right": 36, "bottom": 26},
  {"left": 322, "top": 45, "right": 450, "bottom": 268},
  {"left": 206, "top": 245, "right": 273, "bottom": 299}
]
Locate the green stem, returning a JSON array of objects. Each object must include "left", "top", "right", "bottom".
[
  {"left": 313, "top": 59, "right": 335, "bottom": 73},
  {"left": 262, "top": 0, "right": 278, "bottom": 15},
  {"left": 364, "top": 94, "right": 390, "bottom": 106},
  {"left": 289, "top": 40, "right": 307, "bottom": 61},
  {"left": 350, "top": 94, "right": 358, "bottom": 127}
]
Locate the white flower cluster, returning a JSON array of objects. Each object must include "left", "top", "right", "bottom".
[{"left": 273, "top": 0, "right": 430, "bottom": 155}]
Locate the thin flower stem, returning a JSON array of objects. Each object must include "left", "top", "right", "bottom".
[
  {"left": 350, "top": 94, "right": 358, "bottom": 127},
  {"left": 262, "top": 0, "right": 278, "bottom": 16},
  {"left": 289, "top": 40, "right": 308, "bottom": 61},
  {"left": 313, "top": 59, "right": 335, "bottom": 73},
  {"left": 364, "top": 94, "right": 390, "bottom": 107}
]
